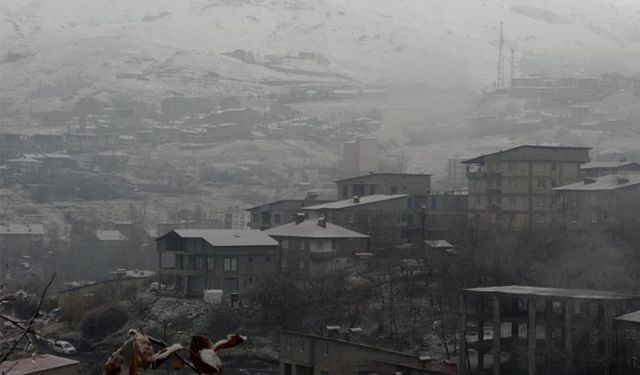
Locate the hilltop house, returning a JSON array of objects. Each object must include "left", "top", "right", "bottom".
[
  {"left": 155, "top": 229, "right": 279, "bottom": 298},
  {"left": 265, "top": 217, "right": 369, "bottom": 275}
]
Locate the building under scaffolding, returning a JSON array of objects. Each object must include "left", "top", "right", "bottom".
[{"left": 459, "top": 285, "right": 640, "bottom": 375}]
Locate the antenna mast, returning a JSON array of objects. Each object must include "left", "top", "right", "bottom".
[
  {"left": 510, "top": 48, "right": 515, "bottom": 89},
  {"left": 496, "top": 22, "right": 505, "bottom": 91}
]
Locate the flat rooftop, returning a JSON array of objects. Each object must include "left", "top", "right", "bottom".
[{"left": 463, "top": 285, "right": 638, "bottom": 300}]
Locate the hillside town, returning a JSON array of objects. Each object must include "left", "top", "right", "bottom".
[{"left": 2, "top": 1, "right": 640, "bottom": 375}]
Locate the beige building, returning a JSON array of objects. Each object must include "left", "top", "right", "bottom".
[
  {"left": 462, "top": 145, "right": 590, "bottom": 229},
  {"left": 553, "top": 174, "right": 640, "bottom": 232},
  {"left": 339, "top": 137, "right": 378, "bottom": 178}
]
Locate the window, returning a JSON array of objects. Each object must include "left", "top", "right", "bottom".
[
  {"left": 281, "top": 258, "right": 288, "bottom": 268},
  {"left": 299, "top": 343, "right": 304, "bottom": 352},
  {"left": 265, "top": 256, "right": 271, "bottom": 262},
  {"left": 591, "top": 211, "right": 598, "bottom": 224},
  {"left": 551, "top": 180, "right": 558, "bottom": 188},
  {"left": 369, "top": 185, "right": 376, "bottom": 195},
  {"left": 625, "top": 328, "right": 637, "bottom": 340},
  {"left": 207, "top": 257, "right": 215, "bottom": 271},
  {"left": 571, "top": 212, "right": 579, "bottom": 223},
  {"left": 349, "top": 214, "right": 355, "bottom": 224},
  {"left": 342, "top": 186, "right": 348, "bottom": 199},
  {"left": 274, "top": 213, "right": 281, "bottom": 224},
  {"left": 322, "top": 346, "right": 329, "bottom": 356},
  {"left": 475, "top": 196, "right": 481, "bottom": 206},
  {"left": 509, "top": 196, "right": 516, "bottom": 206},
  {"left": 248, "top": 256, "right": 253, "bottom": 263},
  {"left": 331, "top": 239, "right": 337, "bottom": 249},
  {"left": 390, "top": 186, "right": 398, "bottom": 194},
  {"left": 248, "top": 276, "right": 254, "bottom": 283},
  {"left": 537, "top": 179, "right": 546, "bottom": 189},
  {"left": 300, "top": 240, "right": 307, "bottom": 250},
  {"left": 252, "top": 213, "right": 260, "bottom": 224},
  {"left": 591, "top": 194, "right": 598, "bottom": 206},
  {"left": 222, "top": 278, "right": 239, "bottom": 293},
  {"left": 281, "top": 239, "right": 289, "bottom": 249},
  {"left": 223, "top": 258, "right": 238, "bottom": 272},
  {"left": 299, "top": 260, "right": 305, "bottom": 269},
  {"left": 509, "top": 179, "right": 516, "bottom": 189},
  {"left": 431, "top": 196, "right": 438, "bottom": 209},
  {"left": 538, "top": 197, "right": 545, "bottom": 208},
  {"left": 551, "top": 163, "right": 557, "bottom": 171},
  {"left": 316, "top": 239, "right": 324, "bottom": 249}
]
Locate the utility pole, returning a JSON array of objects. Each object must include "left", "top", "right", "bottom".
[{"left": 510, "top": 48, "right": 516, "bottom": 89}]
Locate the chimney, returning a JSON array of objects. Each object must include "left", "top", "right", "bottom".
[
  {"left": 295, "top": 212, "right": 306, "bottom": 224},
  {"left": 584, "top": 177, "right": 596, "bottom": 185},
  {"left": 352, "top": 195, "right": 360, "bottom": 204},
  {"left": 318, "top": 217, "right": 326, "bottom": 228}
]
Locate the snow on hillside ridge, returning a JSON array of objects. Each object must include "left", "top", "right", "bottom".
[{"left": 1, "top": 0, "right": 640, "bottom": 115}]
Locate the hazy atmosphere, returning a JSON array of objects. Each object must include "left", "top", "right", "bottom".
[{"left": 1, "top": 1, "right": 640, "bottom": 374}]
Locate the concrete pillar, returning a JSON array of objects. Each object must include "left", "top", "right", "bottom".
[
  {"left": 528, "top": 298, "right": 536, "bottom": 375},
  {"left": 565, "top": 300, "right": 573, "bottom": 369},
  {"left": 493, "top": 295, "right": 501, "bottom": 375},
  {"left": 604, "top": 303, "right": 612, "bottom": 375},
  {"left": 459, "top": 294, "right": 469, "bottom": 374}
]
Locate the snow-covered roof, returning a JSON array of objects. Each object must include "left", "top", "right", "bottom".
[
  {"left": 96, "top": 229, "right": 126, "bottom": 241},
  {"left": 581, "top": 161, "right": 639, "bottom": 170},
  {"left": 553, "top": 174, "right": 640, "bottom": 191},
  {"left": 160, "top": 229, "right": 278, "bottom": 247},
  {"left": 0, "top": 224, "right": 45, "bottom": 235},
  {"left": 265, "top": 219, "right": 369, "bottom": 239},
  {"left": 616, "top": 310, "right": 640, "bottom": 323},
  {"left": 0, "top": 354, "right": 78, "bottom": 374},
  {"left": 302, "top": 194, "right": 409, "bottom": 210}
]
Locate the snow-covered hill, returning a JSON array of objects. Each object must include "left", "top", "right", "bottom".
[{"left": 2, "top": 0, "right": 640, "bottom": 116}]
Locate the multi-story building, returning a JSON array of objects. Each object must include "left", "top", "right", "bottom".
[
  {"left": 580, "top": 161, "right": 640, "bottom": 178},
  {"left": 425, "top": 192, "right": 468, "bottom": 235},
  {"left": 339, "top": 137, "right": 378, "bottom": 179},
  {"left": 614, "top": 310, "right": 640, "bottom": 375},
  {"left": 0, "top": 224, "right": 45, "bottom": 280},
  {"left": 446, "top": 158, "right": 468, "bottom": 190},
  {"left": 302, "top": 194, "right": 419, "bottom": 250},
  {"left": 155, "top": 229, "right": 278, "bottom": 298},
  {"left": 265, "top": 217, "right": 369, "bottom": 275},
  {"left": 279, "top": 331, "right": 453, "bottom": 375},
  {"left": 462, "top": 145, "right": 590, "bottom": 229},
  {"left": 335, "top": 172, "right": 430, "bottom": 200},
  {"left": 460, "top": 285, "right": 639, "bottom": 375},
  {"left": 248, "top": 196, "right": 333, "bottom": 230},
  {"left": 552, "top": 174, "right": 640, "bottom": 232}
]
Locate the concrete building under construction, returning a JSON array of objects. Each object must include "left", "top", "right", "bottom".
[{"left": 459, "top": 285, "right": 639, "bottom": 375}]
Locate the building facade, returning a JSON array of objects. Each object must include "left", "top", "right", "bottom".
[
  {"left": 302, "top": 194, "right": 419, "bottom": 250},
  {"left": 155, "top": 229, "right": 278, "bottom": 298},
  {"left": 248, "top": 197, "right": 332, "bottom": 230},
  {"left": 335, "top": 172, "right": 431, "bottom": 200},
  {"left": 580, "top": 162, "right": 640, "bottom": 178},
  {"left": 614, "top": 311, "right": 640, "bottom": 375},
  {"left": 339, "top": 137, "right": 378, "bottom": 179},
  {"left": 279, "top": 331, "right": 451, "bottom": 375},
  {"left": 463, "top": 145, "right": 590, "bottom": 229},
  {"left": 460, "top": 285, "right": 639, "bottom": 375},
  {"left": 553, "top": 174, "right": 640, "bottom": 232},
  {"left": 265, "top": 217, "right": 369, "bottom": 276}
]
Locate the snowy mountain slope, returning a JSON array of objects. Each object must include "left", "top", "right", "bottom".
[{"left": 2, "top": 0, "right": 640, "bottom": 116}]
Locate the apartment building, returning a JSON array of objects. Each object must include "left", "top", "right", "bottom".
[
  {"left": 279, "top": 331, "right": 452, "bottom": 375},
  {"left": 335, "top": 172, "right": 431, "bottom": 200},
  {"left": 462, "top": 145, "right": 590, "bottom": 229},
  {"left": 553, "top": 174, "right": 640, "bottom": 232},
  {"left": 614, "top": 310, "right": 640, "bottom": 375},
  {"left": 265, "top": 217, "right": 369, "bottom": 275},
  {"left": 155, "top": 229, "right": 278, "bottom": 297},
  {"left": 580, "top": 161, "right": 640, "bottom": 178},
  {"left": 248, "top": 196, "right": 333, "bottom": 230},
  {"left": 302, "top": 194, "right": 416, "bottom": 250},
  {"left": 460, "top": 285, "right": 639, "bottom": 375}
]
